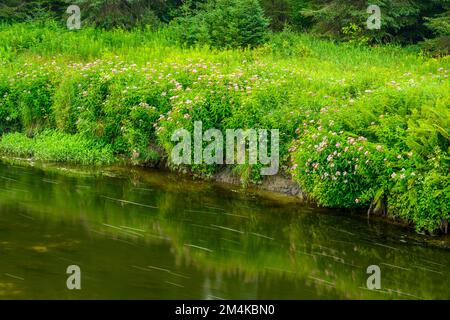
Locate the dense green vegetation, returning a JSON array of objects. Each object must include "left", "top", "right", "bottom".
[
  {"left": 1, "top": 0, "right": 449, "bottom": 54},
  {"left": 0, "top": 21, "right": 448, "bottom": 233},
  {"left": 0, "top": 0, "right": 449, "bottom": 234},
  {"left": 0, "top": 130, "right": 115, "bottom": 165}
]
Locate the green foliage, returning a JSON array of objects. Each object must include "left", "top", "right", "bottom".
[
  {"left": 255, "top": 28, "right": 314, "bottom": 57},
  {"left": 1, "top": 0, "right": 449, "bottom": 52},
  {"left": 68, "top": 0, "right": 160, "bottom": 30},
  {"left": 0, "top": 0, "right": 66, "bottom": 22},
  {"left": 259, "top": 0, "right": 312, "bottom": 31},
  {"left": 421, "top": 6, "right": 450, "bottom": 56},
  {"left": 289, "top": 68, "right": 449, "bottom": 232},
  {"left": 302, "top": 0, "right": 449, "bottom": 47},
  {"left": 0, "top": 63, "right": 55, "bottom": 135},
  {"left": 0, "top": 130, "right": 116, "bottom": 165},
  {"left": 170, "top": 0, "right": 270, "bottom": 48}
]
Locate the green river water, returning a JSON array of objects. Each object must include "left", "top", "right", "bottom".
[{"left": 0, "top": 159, "right": 449, "bottom": 299}]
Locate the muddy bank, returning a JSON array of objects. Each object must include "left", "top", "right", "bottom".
[
  {"left": 213, "top": 167, "right": 305, "bottom": 198},
  {"left": 139, "top": 152, "right": 307, "bottom": 199}
]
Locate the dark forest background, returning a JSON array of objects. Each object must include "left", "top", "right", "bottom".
[{"left": 1, "top": 1, "right": 448, "bottom": 53}]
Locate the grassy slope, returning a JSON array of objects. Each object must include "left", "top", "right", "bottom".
[{"left": 0, "top": 22, "right": 449, "bottom": 232}]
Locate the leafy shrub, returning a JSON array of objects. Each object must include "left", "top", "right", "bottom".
[
  {"left": 0, "top": 132, "right": 34, "bottom": 157},
  {"left": 69, "top": 0, "right": 160, "bottom": 30},
  {"left": 0, "top": 0, "right": 65, "bottom": 23},
  {"left": 421, "top": 8, "right": 450, "bottom": 56},
  {"left": 170, "top": 0, "right": 270, "bottom": 48},
  {"left": 302, "top": 0, "right": 449, "bottom": 45},
  {"left": 0, "top": 65, "right": 56, "bottom": 135},
  {"left": 256, "top": 30, "right": 314, "bottom": 57},
  {"left": 290, "top": 75, "right": 449, "bottom": 232}
]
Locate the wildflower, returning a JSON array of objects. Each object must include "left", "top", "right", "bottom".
[
  {"left": 391, "top": 172, "right": 397, "bottom": 179},
  {"left": 376, "top": 145, "right": 383, "bottom": 151},
  {"left": 355, "top": 198, "right": 360, "bottom": 203}
]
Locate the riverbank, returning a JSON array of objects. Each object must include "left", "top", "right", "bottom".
[{"left": 0, "top": 22, "right": 448, "bottom": 233}]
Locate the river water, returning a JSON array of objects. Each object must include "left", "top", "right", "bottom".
[{"left": 0, "top": 160, "right": 449, "bottom": 299}]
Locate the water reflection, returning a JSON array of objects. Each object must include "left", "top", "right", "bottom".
[{"left": 0, "top": 159, "right": 449, "bottom": 299}]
